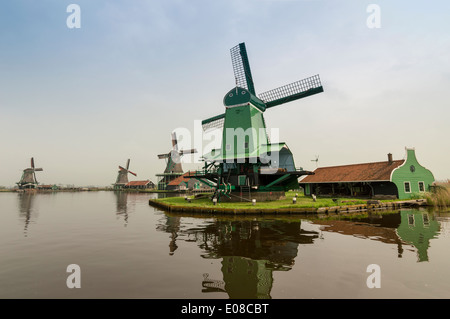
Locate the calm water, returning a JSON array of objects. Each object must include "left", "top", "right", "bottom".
[{"left": 0, "top": 191, "right": 449, "bottom": 299}]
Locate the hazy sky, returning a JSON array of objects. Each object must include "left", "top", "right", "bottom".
[{"left": 1, "top": 0, "right": 449, "bottom": 187}]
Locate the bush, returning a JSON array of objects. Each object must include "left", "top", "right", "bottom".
[{"left": 425, "top": 181, "right": 450, "bottom": 209}]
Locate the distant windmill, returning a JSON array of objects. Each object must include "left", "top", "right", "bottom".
[
  {"left": 311, "top": 155, "right": 319, "bottom": 168},
  {"left": 17, "top": 157, "right": 43, "bottom": 189},
  {"left": 156, "top": 132, "right": 197, "bottom": 190},
  {"left": 114, "top": 159, "right": 137, "bottom": 189}
]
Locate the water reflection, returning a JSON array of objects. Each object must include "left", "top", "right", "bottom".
[
  {"left": 155, "top": 208, "right": 444, "bottom": 298},
  {"left": 156, "top": 214, "right": 181, "bottom": 255},
  {"left": 157, "top": 214, "right": 319, "bottom": 298},
  {"left": 311, "top": 209, "right": 440, "bottom": 262},
  {"left": 397, "top": 210, "right": 440, "bottom": 262},
  {"left": 114, "top": 191, "right": 130, "bottom": 226},
  {"left": 17, "top": 192, "right": 38, "bottom": 236}
]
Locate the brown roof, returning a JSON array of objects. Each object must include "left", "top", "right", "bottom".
[
  {"left": 299, "top": 160, "right": 405, "bottom": 183},
  {"left": 126, "top": 180, "right": 152, "bottom": 186},
  {"left": 168, "top": 172, "right": 192, "bottom": 186}
]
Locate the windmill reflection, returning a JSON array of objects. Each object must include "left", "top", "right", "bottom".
[
  {"left": 114, "top": 191, "right": 130, "bottom": 226},
  {"left": 156, "top": 214, "right": 181, "bottom": 255},
  {"left": 156, "top": 209, "right": 441, "bottom": 298},
  {"left": 157, "top": 214, "right": 319, "bottom": 298},
  {"left": 17, "top": 192, "right": 38, "bottom": 236}
]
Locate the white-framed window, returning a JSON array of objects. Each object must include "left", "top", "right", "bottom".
[
  {"left": 423, "top": 213, "right": 430, "bottom": 227},
  {"left": 418, "top": 181, "right": 425, "bottom": 192},
  {"left": 404, "top": 181, "right": 411, "bottom": 193},
  {"left": 408, "top": 214, "right": 415, "bottom": 226}
]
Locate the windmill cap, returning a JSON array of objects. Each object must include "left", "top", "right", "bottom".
[{"left": 223, "top": 87, "right": 266, "bottom": 111}]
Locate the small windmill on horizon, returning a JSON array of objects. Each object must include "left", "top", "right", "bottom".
[
  {"left": 114, "top": 159, "right": 137, "bottom": 189},
  {"left": 311, "top": 155, "right": 319, "bottom": 168},
  {"left": 17, "top": 157, "right": 43, "bottom": 189}
]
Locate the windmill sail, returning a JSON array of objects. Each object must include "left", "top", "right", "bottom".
[
  {"left": 258, "top": 74, "right": 323, "bottom": 109},
  {"left": 171, "top": 132, "right": 178, "bottom": 151},
  {"left": 179, "top": 148, "right": 197, "bottom": 155},
  {"left": 202, "top": 113, "right": 225, "bottom": 132},
  {"left": 230, "top": 43, "right": 256, "bottom": 95}
]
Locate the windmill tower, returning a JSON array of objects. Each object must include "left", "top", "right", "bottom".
[
  {"left": 156, "top": 132, "right": 197, "bottom": 190},
  {"left": 17, "top": 157, "right": 43, "bottom": 189},
  {"left": 114, "top": 159, "right": 137, "bottom": 189},
  {"left": 193, "top": 42, "right": 323, "bottom": 201}
]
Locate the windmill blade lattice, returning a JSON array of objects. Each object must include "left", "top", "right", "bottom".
[
  {"left": 230, "top": 43, "right": 255, "bottom": 95},
  {"left": 258, "top": 74, "right": 323, "bottom": 108},
  {"left": 171, "top": 132, "right": 179, "bottom": 151},
  {"left": 202, "top": 113, "right": 225, "bottom": 132}
]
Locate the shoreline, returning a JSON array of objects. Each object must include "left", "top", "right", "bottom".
[{"left": 148, "top": 197, "right": 428, "bottom": 215}]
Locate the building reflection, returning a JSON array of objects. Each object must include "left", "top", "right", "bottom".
[
  {"left": 396, "top": 210, "right": 440, "bottom": 262},
  {"left": 311, "top": 209, "right": 440, "bottom": 262},
  {"left": 17, "top": 192, "right": 38, "bottom": 237},
  {"left": 156, "top": 208, "right": 442, "bottom": 297},
  {"left": 157, "top": 214, "right": 319, "bottom": 298}
]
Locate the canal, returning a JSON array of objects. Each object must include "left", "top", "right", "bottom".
[{"left": 0, "top": 191, "right": 449, "bottom": 299}]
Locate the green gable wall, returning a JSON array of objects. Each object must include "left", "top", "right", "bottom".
[{"left": 391, "top": 148, "right": 435, "bottom": 200}]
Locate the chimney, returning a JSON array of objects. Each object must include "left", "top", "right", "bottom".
[{"left": 388, "top": 153, "right": 393, "bottom": 164}]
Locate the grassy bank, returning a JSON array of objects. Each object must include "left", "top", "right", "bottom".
[
  {"left": 153, "top": 191, "right": 393, "bottom": 210},
  {"left": 425, "top": 181, "right": 450, "bottom": 209}
]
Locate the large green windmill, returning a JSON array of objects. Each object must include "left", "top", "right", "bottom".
[{"left": 193, "top": 43, "right": 324, "bottom": 201}]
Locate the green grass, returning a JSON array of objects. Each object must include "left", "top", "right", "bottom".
[{"left": 154, "top": 191, "right": 370, "bottom": 210}]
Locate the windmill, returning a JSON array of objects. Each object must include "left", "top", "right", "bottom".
[
  {"left": 156, "top": 132, "right": 197, "bottom": 190},
  {"left": 192, "top": 42, "right": 323, "bottom": 201},
  {"left": 17, "top": 157, "right": 43, "bottom": 189},
  {"left": 114, "top": 159, "right": 137, "bottom": 189},
  {"left": 311, "top": 155, "right": 319, "bottom": 168}
]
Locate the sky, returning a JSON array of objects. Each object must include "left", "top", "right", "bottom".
[{"left": 1, "top": 0, "right": 449, "bottom": 187}]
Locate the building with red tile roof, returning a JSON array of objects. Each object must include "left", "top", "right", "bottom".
[
  {"left": 124, "top": 180, "right": 155, "bottom": 189},
  {"left": 166, "top": 171, "right": 213, "bottom": 191},
  {"left": 299, "top": 148, "right": 434, "bottom": 199}
]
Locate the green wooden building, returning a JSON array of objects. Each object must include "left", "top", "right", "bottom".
[{"left": 299, "top": 148, "right": 435, "bottom": 200}]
